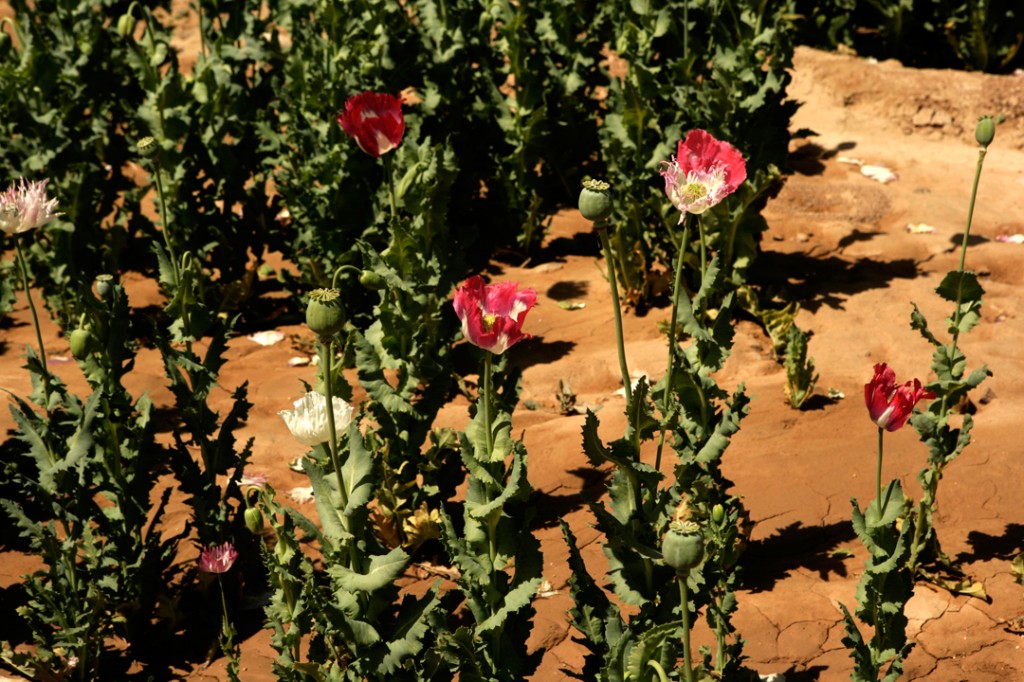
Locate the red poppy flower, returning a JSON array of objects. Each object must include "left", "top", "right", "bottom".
[
  {"left": 661, "top": 129, "right": 747, "bottom": 220},
  {"left": 864, "top": 363, "right": 934, "bottom": 432},
  {"left": 452, "top": 275, "right": 537, "bottom": 355},
  {"left": 336, "top": 91, "right": 405, "bottom": 157}
]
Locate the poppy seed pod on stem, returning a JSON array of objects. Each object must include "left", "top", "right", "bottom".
[
  {"left": 662, "top": 520, "right": 705, "bottom": 574},
  {"left": 578, "top": 179, "right": 613, "bottom": 223},
  {"left": 306, "top": 288, "right": 345, "bottom": 340},
  {"left": 975, "top": 116, "right": 996, "bottom": 147}
]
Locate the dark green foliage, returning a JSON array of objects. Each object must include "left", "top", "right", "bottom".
[
  {"left": 840, "top": 485, "right": 915, "bottom": 682},
  {"left": 793, "top": 0, "right": 1024, "bottom": 72}
]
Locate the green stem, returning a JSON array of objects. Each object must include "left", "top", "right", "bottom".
[
  {"left": 875, "top": 426, "right": 884, "bottom": 513},
  {"left": 216, "top": 574, "right": 239, "bottom": 681},
  {"left": 655, "top": 216, "right": 693, "bottom": 472},
  {"left": 14, "top": 238, "right": 48, "bottom": 377},
  {"left": 151, "top": 153, "right": 180, "bottom": 288},
  {"left": 318, "top": 339, "right": 358, "bottom": 571},
  {"left": 945, "top": 144, "right": 988, "bottom": 394},
  {"left": 679, "top": 573, "right": 695, "bottom": 682},
  {"left": 482, "top": 351, "right": 495, "bottom": 460},
  {"left": 598, "top": 226, "right": 632, "bottom": 405},
  {"left": 697, "top": 214, "right": 708, "bottom": 283},
  {"left": 647, "top": 660, "right": 670, "bottom": 682},
  {"left": 331, "top": 264, "right": 362, "bottom": 289},
  {"left": 383, "top": 153, "right": 398, "bottom": 225},
  {"left": 320, "top": 340, "right": 345, "bottom": 505}
]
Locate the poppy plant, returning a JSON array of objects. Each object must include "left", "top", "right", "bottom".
[
  {"left": 661, "top": 129, "right": 747, "bottom": 219},
  {"left": 864, "top": 363, "right": 934, "bottom": 432},
  {"left": 452, "top": 275, "right": 537, "bottom": 355},
  {"left": 336, "top": 91, "right": 405, "bottom": 157}
]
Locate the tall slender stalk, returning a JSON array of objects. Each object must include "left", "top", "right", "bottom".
[
  {"left": 14, "top": 238, "right": 48, "bottom": 377},
  {"left": 945, "top": 143, "right": 988, "bottom": 399},
  {"left": 679, "top": 575, "right": 695, "bottom": 682},
  {"left": 655, "top": 215, "right": 693, "bottom": 472},
  {"left": 598, "top": 226, "right": 632, "bottom": 404}
]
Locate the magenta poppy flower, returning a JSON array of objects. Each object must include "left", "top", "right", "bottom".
[
  {"left": 864, "top": 363, "right": 935, "bottom": 432},
  {"left": 660, "top": 129, "right": 747, "bottom": 220},
  {"left": 336, "top": 91, "right": 405, "bottom": 157},
  {"left": 198, "top": 542, "right": 239, "bottom": 574},
  {"left": 452, "top": 275, "right": 537, "bottom": 355}
]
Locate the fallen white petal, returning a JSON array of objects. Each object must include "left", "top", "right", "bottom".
[
  {"left": 247, "top": 330, "right": 285, "bottom": 346},
  {"left": 861, "top": 165, "right": 897, "bottom": 184},
  {"left": 996, "top": 233, "right": 1024, "bottom": 244},
  {"left": 837, "top": 156, "right": 864, "bottom": 166},
  {"left": 287, "top": 486, "right": 314, "bottom": 503},
  {"left": 906, "top": 223, "right": 936, "bottom": 234},
  {"left": 288, "top": 356, "right": 311, "bottom": 367}
]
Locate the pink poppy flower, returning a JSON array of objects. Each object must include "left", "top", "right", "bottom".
[
  {"left": 660, "top": 129, "right": 747, "bottom": 220},
  {"left": 198, "top": 542, "right": 239, "bottom": 574},
  {"left": 0, "top": 178, "right": 61, "bottom": 235},
  {"left": 452, "top": 275, "right": 537, "bottom": 355},
  {"left": 864, "top": 363, "right": 935, "bottom": 432},
  {"left": 336, "top": 91, "right": 405, "bottom": 157}
]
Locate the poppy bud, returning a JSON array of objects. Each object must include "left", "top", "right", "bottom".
[
  {"left": 711, "top": 503, "right": 725, "bottom": 526},
  {"left": 579, "top": 179, "right": 613, "bottom": 223},
  {"left": 69, "top": 328, "right": 96, "bottom": 360},
  {"left": 662, "top": 520, "right": 705, "bottom": 574},
  {"left": 116, "top": 13, "right": 134, "bottom": 39},
  {"left": 359, "top": 270, "right": 386, "bottom": 290},
  {"left": 244, "top": 506, "right": 263, "bottom": 534},
  {"left": 975, "top": 116, "right": 995, "bottom": 147},
  {"left": 306, "top": 288, "right": 345, "bottom": 339}
]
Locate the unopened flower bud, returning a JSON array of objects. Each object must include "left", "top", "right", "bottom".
[
  {"left": 975, "top": 116, "right": 996, "bottom": 147},
  {"left": 274, "top": 536, "right": 295, "bottom": 563},
  {"left": 69, "top": 328, "right": 96, "bottom": 360},
  {"left": 711, "top": 503, "right": 725, "bottom": 526},
  {"left": 116, "top": 13, "right": 135, "bottom": 39},
  {"left": 244, "top": 506, "right": 264, "bottom": 534},
  {"left": 137, "top": 136, "right": 157, "bottom": 158},
  {"left": 359, "top": 270, "right": 386, "bottom": 290},
  {"left": 306, "top": 287, "right": 345, "bottom": 339},
  {"left": 579, "top": 179, "right": 613, "bottom": 223},
  {"left": 661, "top": 520, "right": 705, "bottom": 574}
]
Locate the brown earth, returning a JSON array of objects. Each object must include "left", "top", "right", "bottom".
[{"left": 3, "top": 46, "right": 1024, "bottom": 681}]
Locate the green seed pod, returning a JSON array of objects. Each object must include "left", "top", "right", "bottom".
[
  {"left": 69, "top": 328, "right": 96, "bottom": 360},
  {"left": 359, "top": 270, "right": 387, "bottom": 290},
  {"left": 579, "top": 179, "right": 613, "bottom": 223},
  {"left": 244, "top": 506, "right": 264, "bottom": 534},
  {"left": 662, "top": 520, "right": 705, "bottom": 574},
  {"left": 306, "top": 287, "right": 345, "bottom": 339},
  {"left": 975, "top": 116, "right": 996, "bottom": 147},
  {"left": 95, "top": 274, "right": 114, "bottom": 298}
]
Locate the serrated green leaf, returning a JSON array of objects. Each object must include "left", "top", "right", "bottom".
[
  {"left": 329, "top": 546, "right": 408, "bottom": 593},
  {"left": 475, "top": 575, "right": 542, "bottom": 634}
]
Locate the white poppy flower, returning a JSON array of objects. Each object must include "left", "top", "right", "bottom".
[{"left": 278, "top": 391, "right": 354, "bottom": 447}]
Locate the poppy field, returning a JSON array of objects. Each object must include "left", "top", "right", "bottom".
[{"left": 2, "top": 1, "right": 1024, "bottom": 680}]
